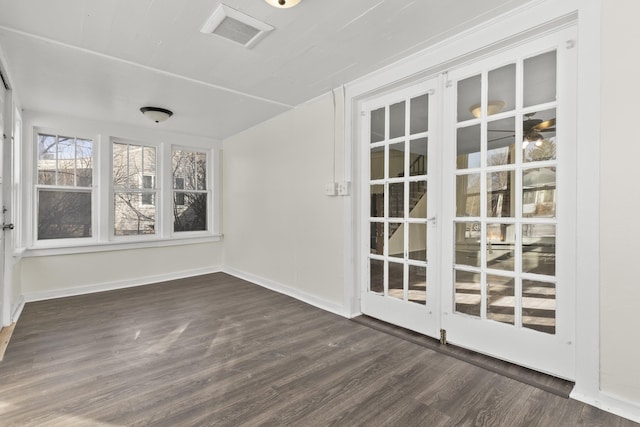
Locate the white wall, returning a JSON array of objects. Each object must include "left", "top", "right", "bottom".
[
  {"left": 222, "top": 92, "right": 347, "bottom": 313},
  {"left": 20, "top": 242, "right": 222, "bottom": 299},
  {"left": 19, "top": 111, "right": 224, "bottom": 299},
  {"left": 600, "top": 0, "right": 640, "bottom": 405}
]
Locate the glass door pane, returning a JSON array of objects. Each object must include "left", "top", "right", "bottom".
[
  {"left": 362, "top": 80, "right": 436, "bottom": 337},
  {"left": 451, "top": 49, "right": 561, "bottom": 334}
]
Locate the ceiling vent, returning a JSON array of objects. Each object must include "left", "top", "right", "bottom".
[{"left": 200, "top": 4, "right": 273, "bottom": 48}]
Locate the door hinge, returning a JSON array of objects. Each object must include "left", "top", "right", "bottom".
[
  {"left": 440, "top": 328, "right": 447, "bottom": 345},
  {"left": 443, "top": 71, "right": 452, "bottom": 88}
]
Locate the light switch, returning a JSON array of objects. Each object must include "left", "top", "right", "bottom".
[
  {"left": 337, "top": 181, "right": 350, "bottom": 196},
  {"left": 324, "top": 182, "right": 337, "bottom": 196}
]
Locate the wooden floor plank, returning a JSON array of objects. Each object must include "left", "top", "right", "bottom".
[
  {"left": 0, "top": 322, "right": 16, "bottom": 361},
  {"left": 0, "top": 272, "right": 637, "bottom": 426}
]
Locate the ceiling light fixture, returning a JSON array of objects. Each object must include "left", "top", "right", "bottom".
[
  {"left": 265, "top": 0, "right": 301, "bottom": 9},
  {"left": 140, "top": 107, "right": 173, "bottom": 123},
  {"left": 469, "top": 100, "right": 505, "bottom": 118}
]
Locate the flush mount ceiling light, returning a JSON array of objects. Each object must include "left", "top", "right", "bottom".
[
  {"left": 140, "top": 107, "right": 173, "bottom": 123},
  {"left": 265, "top": 0, "right": 302, "bottom": 8},
  {"left": 469, "top": 100, "right": 505, "bottom": 118}
]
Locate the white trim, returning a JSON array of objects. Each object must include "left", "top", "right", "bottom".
[
  {"left": 344, "top": 0, "right": 606, "bottom": 413},
  {"left": 570, "top": 0, "right": 601, "bottom": 403},
  {"left": 23, "top": 265, "right": 223, "bottom": 302},
  {"left": 11, "top": 294, "right": 24, "bottom": 323},
  {"left": 223, "top": 266, "right": 346, "bottom": 318},
  {"left": 22, "top": 234, "right": 223, "bottom": 257},
  {"left": 571, "top": 390, "right": 640, "bottom": 424}
]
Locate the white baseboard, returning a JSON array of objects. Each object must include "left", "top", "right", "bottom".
[
  {"left": 222, "top": 266, "right": 347, "bottom": 318},
  {"left": 23, "top": 265, "right": 223, "bottom": 303},
  {"left": 11, "top": 295, "right": 25, "bottom": 323},
  {"left": 571, "top": 389, "right": 640, "bottom": 424}
]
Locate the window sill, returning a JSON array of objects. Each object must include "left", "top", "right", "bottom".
[{"left": 21, "top": 234, "right": 224, "bottom": 258}]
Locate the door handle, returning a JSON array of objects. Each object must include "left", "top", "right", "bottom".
[{"left": 2, "top": 223, "right": 14, "bottom": 230}]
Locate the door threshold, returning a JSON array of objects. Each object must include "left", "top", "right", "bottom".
[{"left": 351, "top": 315, "right": 574, "bottom": 398}]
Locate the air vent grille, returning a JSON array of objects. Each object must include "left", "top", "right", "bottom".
[{"left": 201, "top": 4, "right": 273, "bottom": 48}]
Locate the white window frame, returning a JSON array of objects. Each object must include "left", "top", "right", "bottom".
[
  {"left": 31, "top": 128, "right": 99, "bottom": 249},
  {"left": 170, "top": 145, "right": 212, "bottom": 237},
  {"left": 110, "top": 138, "right": 162, "bottom": 242},
  {"left": 24, "top": 128, "right": 221, "bottom": 256}
]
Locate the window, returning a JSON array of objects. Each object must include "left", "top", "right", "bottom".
[
  {"left": 172, "top": 149, "right": 208, "bottom": 232},
  {"left": 36, "top": 133, "right": 93, "bottom": 240},
  {"left": 113, "top": 141, "right": 157, "bottom": 236},
  {"left": 30, "top": 129, "right": 218, "bottom": 251}
]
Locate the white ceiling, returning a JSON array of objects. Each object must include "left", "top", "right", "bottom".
[{"left": 0, "top": 0, "right": 530, "bottom": 141}]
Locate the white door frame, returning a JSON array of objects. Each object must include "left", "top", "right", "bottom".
[
  {"left": 358, "top": 79, "right": 441, "bottom": 338},
  {"left": 0, "top": 82, "right": 10, "bottom": 328},
  {"left": 344, "top": 0, "right": 601, "bottom": 403}
]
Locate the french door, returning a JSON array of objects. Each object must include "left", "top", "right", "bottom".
[
  {"left": 359, "top": 27, "right": 577, "bottom": 379},
  {"left": 360, "top": 79, "right": 439, "bottom": 337}
]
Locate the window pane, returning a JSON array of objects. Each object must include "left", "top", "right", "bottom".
[
  {"left": 408, "top": 223, "right": 426, "bottom": 261},
  {"left": 488, "top": 117, "right": 515, "bottom": 166},
  {"left": 388, "top": 260, "right": 404, "bottom": 300},
  {"left": 523, "top": 109, "right": 556, "bottom": 163},
  {"left": 457, "top": 125, "right": 481, "bottom": 169},
  {"left": 457, "top": 74, "right": 481, "bottom": 122},
  {"left": 524, "top": 51, "right": 556, "bottom": 108},
  {"left": 408, "top": 181, "right": 426, "bottom": 219},
  {"left": 371, "top": 107, "right": 385, "bottom": 143},
  {"left": 455, "top": 221, "right": 481, "bottom": 267},
  {"left": 487, "top": 223, "right": 515, "bottom": 271},
  {"left": 487, "top": 170, "right": 515, "bottom": 217},
  {"left": 370, "top": 259, "right": 384, "bottom": 294},
  {"left": 370, "top": 146, "right": 385, "bottom": 180},
  {"left": 522, "top": 224, "right": 556, "bottom": 276},
  {"left": 456, "top": 173, "right": 481, "bottom": 217},
  {"left": 389, "top": 142, "right": 405, "bottom": 179},
  {"left": 410, "top": 94, "right": 429, "bottom": 134},
  {"left": 38, "top": 190, "right": 91, "bottom": 239},
  {"left": 522, "top": 280, "right": 556, "bottom": 334},
  {"left": 370, "top": 221, "right": 384, "bottom": 255},
  {"left": 408, "top": 265, "right": 427, "bottom": 305},
  {"left": 38, "top": 134, "right": 93, "bottom": 187},
  {"left": 455, "top": 270, "right": 481, "bottom": 317},
  {"left": 174, "top": 193, "right": 207, "bottom": 232},
  {"left": 389, "top": 183, "right": 404, "bottom": 218},
  {"left": 173, "top": 149, "right": 207, "bottom": 191},
  {"left": 522, "top": 167, "right": 556, "bottom": 218},
  {"left": 114, "top": 192, "right": 156, "bottom": 236},
  {"left": 56, "top": 137, "right": 75, "bottom": 186},
  {"left": 128, "top": 145, "right": 143, "bottom": 189},
  {"left": 488, "top": 64, "right": 516, "bottom": 115},
  {"left": 389, "top": 101, "right": 405, "bottom": 139},
  {"left": 37, "top": 134, "right": 57, "bottom": 185},
  {"left": 409, "top": 138, "right": 427, "bottom": 176},
  {"left": 487, "top": 274, "right": 515, "bottom": 325},
  {"left": 143, "top": 146, "right": 156, "bottom": 181},
  {"left": 370, "top": 184, "right": 384, "bottom": 218},
  {"left": 76, "top": 139, "right": 93, "bottom": 187},
  {"left": 196, "top": 152, "right": 207, "bottom": 190},
  {"left": 388, "top": 222, "right": 403, "bottom": 258},
  {"left": 113, "top": 143, "right": 128, "bottom": 188}
]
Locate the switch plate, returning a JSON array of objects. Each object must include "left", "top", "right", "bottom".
[
  {"left": 337, "top": 181, "right": 350, "bottom": 196},
  {"left": 324, "top": 182, "right": 337, "bottom": 196}
]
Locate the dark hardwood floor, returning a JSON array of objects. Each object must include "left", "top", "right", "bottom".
[{"left": 0, "top": 273, "right": 637, "bottom": 426}]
